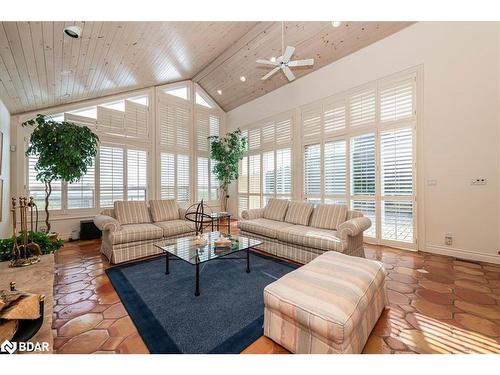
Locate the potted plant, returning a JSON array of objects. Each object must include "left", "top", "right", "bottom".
[
  {"left": 22, "top": 114, "right": 100, "bottom": 233},
  {"left": 209, "top": 129, "right": 247, "bottom": 212}
]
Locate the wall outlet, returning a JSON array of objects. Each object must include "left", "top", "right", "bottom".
[
  {"left": 471, "top": 178, "right": 487, "bottom": 186},
  {"left": 445, "top": 234, "right": 453, "bottom": 246}
]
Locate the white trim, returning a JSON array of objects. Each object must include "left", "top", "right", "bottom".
[{"left": 426, "top": 244, "right": 500, "bottom": 265}]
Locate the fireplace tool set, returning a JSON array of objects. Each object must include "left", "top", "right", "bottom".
[{"left": 10, "top": 197, "right": 42, "bottom": 267}]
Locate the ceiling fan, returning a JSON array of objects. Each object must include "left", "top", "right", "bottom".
[{"left": 256, "top": 22, "right": 314, "bottom": 82}]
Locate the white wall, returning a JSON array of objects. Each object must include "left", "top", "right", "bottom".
[
  {"left": 227, "top": 22, "right": 500, "bottom": 264},
  {"left": 0, "top": 99, "right": 10, "bottom": 238}
]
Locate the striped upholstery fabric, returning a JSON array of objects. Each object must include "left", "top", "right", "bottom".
[
  {"left": 149, "top": 200, "right": 179, "bottom": 222},
  {"left": 264, "top": 251, "right": 388, "bottom": 353},
  {"left": 241, "top": 208, "right": 265, "bottom": 220},
  {"left": 154, "top": 220, "right": 195, "bottom": 237},
  {"left": 94, "top": 215, "right": 121, "bottom": 232},
  {"left": 347, "top": 210, "right": 363, "bottom": 220},
  {"left": 110, "top": 223, "right": 163, "bottom": 245},
  {"left": 114, "top": 201, "right": 152, "bottom": 225},
  {"left": 263, "top": 198, "right": 289, "bottom": 221},
  {"left": 310, "top": 204, "right": 348, "bottom": 230},
  {"left": 238, "top": 219, "right": 294, "bottom": 239},
  {"left": 338, "top": 217, "right": 372, "bottom": 241},
  {"left": 101, "top": 208, "right": 116, "bottom": 218},
  {"left": 284, "top": 201, "right": 314, "bottom": 225},
  {"left": 277, "top": 225, "right": 343, "bottom": 252}
]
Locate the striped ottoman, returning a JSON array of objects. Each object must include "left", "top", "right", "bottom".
[{"left": 263, "top": 251, "right": 388, "bottom": 353}]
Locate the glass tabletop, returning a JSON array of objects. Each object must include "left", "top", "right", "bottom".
[
  {"left": 154, "top": 232, "right": 262, "bottom": 265},
  {"left": 210, "top": 212, "right": 231, "bottom": 219}
]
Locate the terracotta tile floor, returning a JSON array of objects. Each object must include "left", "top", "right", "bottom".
[{"left": 53, "top": 224, "right": 500, "bottom": 354}]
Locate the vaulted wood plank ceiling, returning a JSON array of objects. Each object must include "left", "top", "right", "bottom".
[{"left": 0, "top": 21, "right": 412, "bottom": 114}]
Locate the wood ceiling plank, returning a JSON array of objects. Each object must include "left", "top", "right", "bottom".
[
  {"left": 42, "top": 22, "right": 55, "bottom": 105},
  {"left": 29, "top": 21, "right": 49, "bottom": 107}
]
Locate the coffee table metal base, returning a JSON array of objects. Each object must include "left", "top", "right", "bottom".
[{"left": 164, "top": 248, "right": 252, "bottom": 296}]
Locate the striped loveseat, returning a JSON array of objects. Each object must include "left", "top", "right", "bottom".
[
  {"left": 94, "top": 200, "right": 195, "bottom": 264},
  {"left": 238, "top": 199, "right": 371, "bottom": 264}
]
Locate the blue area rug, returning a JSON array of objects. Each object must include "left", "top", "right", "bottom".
[{"left": 106, "top": 251, "right": 297, "bottom": 354}]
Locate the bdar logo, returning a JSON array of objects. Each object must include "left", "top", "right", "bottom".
[{"left": 1, "top": 340, "right": 17, "bottom": 354}]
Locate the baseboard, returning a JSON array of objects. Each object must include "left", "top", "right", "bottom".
[{"left": 425, "top": 244, "right": 500, "bottom": 265}]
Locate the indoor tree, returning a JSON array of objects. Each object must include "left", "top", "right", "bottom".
[
  {"left": 22, "top": 114, "right": 100, "bottom": 233},
  {"left": 209, "top": 129, "right": 247, "bottom": 212}
]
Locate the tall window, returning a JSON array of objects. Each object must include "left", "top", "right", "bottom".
[
  {"left": 160, "top": 152, "right": 190, "bottom": 202},
  {"left": 26, "top": 91, "right": 151, "bottom": 212},
  {"left": 301, "top": 72, "right": 417, "bottom": 247},
  {"left": 238, "top": 115, "right": 293, "bottom": 215}
]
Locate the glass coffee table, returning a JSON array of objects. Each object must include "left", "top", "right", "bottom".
[{"left": 154, "top": 232, "right": 262, "bottom": 296}]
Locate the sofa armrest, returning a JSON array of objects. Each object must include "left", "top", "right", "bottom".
[
  {"left": 241, "top": 208, "right": 265, "bottom": 220},
  {"left": 337, "top": 217, "right": 371, "bottom": 241},
  {"left": 94, "top": 215, "right": 121, "bottom": 233}
]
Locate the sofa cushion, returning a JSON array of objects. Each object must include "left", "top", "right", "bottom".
[
  {"left": 309, "top": 204, "right": 348, "bottom": 231},
  {"left": 264, "top": 251, "right": 387, "bottom": 347},
  {"left": 114, "top": 201, "right": 151, "bottom": 225},
  {"left": 263, "top": 198, "right": 289, "bottom": 221},
  {"left": 111, "top": 223, "right": 163, "bottom": 245},
  {"left": 284, "top": 201, "right": 314, "bottom": 226},
  {"left": 277, "top": 225, "right": 343, "bottom": 252},
  {"left": 149, "top": 199, "right": 179, "bottom": 222},
  {"left": 155, "top": 219, "right": 195, "bottom": 237},
  {"left": 238, "top": 218, "right": 294, "bottom": 239}
]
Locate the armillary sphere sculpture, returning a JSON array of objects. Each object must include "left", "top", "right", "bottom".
[{"left": 184, "top": 199, "right": 214, "bottom": 235}]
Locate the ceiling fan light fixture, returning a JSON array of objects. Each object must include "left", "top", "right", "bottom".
[
  {"left": 331, "top": 21, "right": 342, "bottom": 28},
  {"left": 63, "top": 26, "right": 82, "bottom": 39},
  {"left": 270, "top": 56, "right": 276, "bottom": 63}
]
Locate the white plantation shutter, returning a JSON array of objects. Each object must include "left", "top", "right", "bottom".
[
  {"left": 350, "top": 133, "right": 376, "bottom": 195},
  {"left": 197, "top": 156, "right": 209, "bottom": 200},
  {"left": 124, "top": 100, "right": 149, "bottom": 139},
  {"left": 261, "top": 122, "right": 275, "bottom": 147},
  {"left": 160, "top": 153, "right": 175, "bottom": 199},
  {"left": 197, "top": 111, "right": 210, "bottom": 152},
  {"left": 323, "top": 99, "right": 346, "bottom": 134},
  {"left": 276, "top": 148, "right": 291, "bottom": 195},
  {"left": 352, "top": 200, "right": 376, "bottom": 237},
  {"left": 127, "top": 149, "right": 147, "bottom": 201},
  {"left": 380, "top": 78, "right": 414, "bottom": 123},
  {"left": 301, "top": 106, "right": 322, "bottom": 142},
  {"left": 276, "top": 117, "right": 292, "bottom": 145},
  {"left": 97, "top": 106, "right": 125, "bottom": 136},
  {"left": 99, "top": 146, "right": 124, "bottom": 207},
  {"left": 64, "top": 113, "right": 97, "bottom": 131},
  {"left": 67, "top": 162, "right": 95, "bottom": 209},
  {"left": 209, "top": 115, "right": 220, "bottom": 137},
  {"left": 158, "top": 94, "right": 191, "bottom": 150},
  {"left": 28, "top": 155, "right": 62, "bottom": 210},
  {"left": 249, "top": 155, "right": 261, "bottom": 194},
  {"left": 248, "top": 128, "right": 261, "bottom": 150},
  {"left": 262, "top": 151, "right": 275, "bottom": 194},
  {"left": 177, "top": 154, "right": 190, "bottom": 202},
  {"left": 381, "top": 128, "right": 413, "bottom": 196},
  {"left": 324, "top": 140, "right": 346, "bottom": 196},
  {"left": 239, "top": 196, "right": 248, "bottom": 216},
  {"left": 304, "top": 144, "right": 321, "bottom": 196},
  {"left": 238, "top": 156, "right": 248, "bottom": 194},
  {"left": 349, "top": 89, "right": 376, "bottom": 127}
]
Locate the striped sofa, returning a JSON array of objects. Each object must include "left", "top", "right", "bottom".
[
  {"left": 238, "top": 199, "right": 371, "bottom": 264},
  {"left": 264, "top": 251, "right": 388, "bottom": 353},
  {"left": 94, "top": 200, "right": 195, "bottom": 264}
]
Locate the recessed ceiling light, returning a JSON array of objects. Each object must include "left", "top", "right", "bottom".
[
  {"left": 240, "top": 76, "right": 246, "bottom": 82},
  {"left": 217, "top": 90, "right": 222, "bottom": 95},
  {"left": 270, "top": 57, "right": 276, "bottom": 63},
  {"left": 63, "top": 26, "right": 82, "bottom": 39},
  {"left": 332, "top": 21, "right": 342, "bottom": 28}
]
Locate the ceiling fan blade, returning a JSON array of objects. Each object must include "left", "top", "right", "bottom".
[
  {"left": 282, "top": 65, "right": 296, "bottom": 82},
  {"left": 256, "top": 59, "right": 278, "bottom": 66},
  {"left": 282, "top": 46, "right": 295, "bottom": 62},
  {"left": 261, "top": 66, "right": 280, "bottom": 80},
  {"left": 288, "top": 58, "right": 314, "bottom": 67}
]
